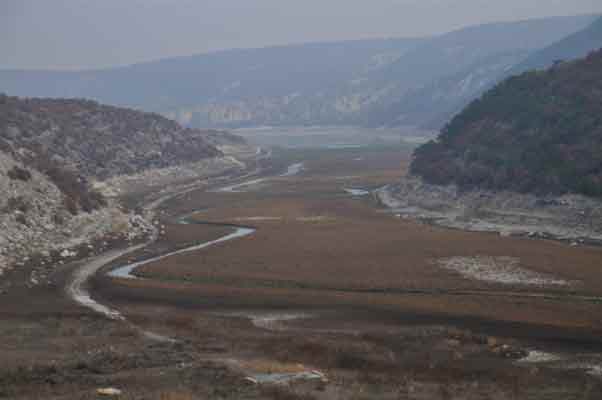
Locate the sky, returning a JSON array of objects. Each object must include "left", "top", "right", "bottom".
[{"left": 2, "top": 0, "right": 602, "bottom": 70}]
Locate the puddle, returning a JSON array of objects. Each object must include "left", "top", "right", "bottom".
[
  {"left": 228, "top": 358, "right": 326, "bottom": 385},
  {"left": 295, "top": 216, "right": 331, "bottom": 222},
  {"left": 234, "top": 216, "right": 283, "bottom": 222},
  {"left": 280, "top": 162, "right": 304, "bottom": 177},
  {"left": 214, "top": 178, "right": 268, "bottom": 193},
  {"left": 344, "top": 188, "right": 370, "bottom": 196},
  {"left": 250, "top": 371, "right": 325, "bottom": 384}
]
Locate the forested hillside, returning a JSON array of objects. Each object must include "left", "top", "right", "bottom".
[{"left": 411, "top": 49, "right": 602, "bottom": 196}]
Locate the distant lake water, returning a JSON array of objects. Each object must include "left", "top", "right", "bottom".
[{"left": 233, "top": 126, "right": 433, "bottom": 149}]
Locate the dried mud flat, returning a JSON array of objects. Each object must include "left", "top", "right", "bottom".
[{"left": 2, "top": 145, "right": 602, "bottom": 399}]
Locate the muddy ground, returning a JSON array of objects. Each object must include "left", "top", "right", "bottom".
[{"left": 2, "top": 145, "right": 602, "bottom": 399}]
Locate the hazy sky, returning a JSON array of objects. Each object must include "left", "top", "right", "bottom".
[{"left": 2, "top": 0, "right": 601, "bottom": 70}]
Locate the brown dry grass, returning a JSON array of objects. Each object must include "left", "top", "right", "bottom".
[
  {"left": 105, "top": 147, "right": 602, "bottom": 331},
  {"left": 238, "top": 359, "right": 309, "bottom": 374},
  {"left": 159, "top": 392, "right": 194, "bottom": 400},
  {"left": 6, "top": 147, "right": 602, "bottom": 400}
]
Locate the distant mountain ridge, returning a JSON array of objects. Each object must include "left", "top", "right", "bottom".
[
  {"left": 411, "top": 49, "right": 602, "bottom": 197},
  {"left": 0, "top": 14, "right": 599, "bottom": 130},
  {"left": 510, "top": 16, "right": 602, "bottom": 74},
  {"left": 373, "top": 15, "right": 602, "bottom": 129},
  {"left": 0, "top": 38, "right": 425, "bottom": 127}
]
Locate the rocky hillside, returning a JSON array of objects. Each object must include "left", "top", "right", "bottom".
[
  {"left": 0, "top": 147, "right": 151, "bottom": 282},
  {"left": 0, "top": 95, "right": 223, "bottom": 180},
  {"left": 0, "top": 14, "right": 597, "bottom": 130},
  {"left": 411, "top": 49, "right": 602, "bottom": 197},
  {"left": 0, "top": 95, "right": 246, "bottom": 283}
]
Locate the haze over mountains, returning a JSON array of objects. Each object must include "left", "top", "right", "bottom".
[
  {"left": 1, "top": 14, "right": 600, "bottom": 131},
  {"left": 509, "top": 15, "right": 602, "bottom": 73}
]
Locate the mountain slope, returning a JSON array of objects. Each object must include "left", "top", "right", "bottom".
[
  {"left": 0, "top": 15, "right": 597, "bottom": 130},
  {"left": 0, "top": 95, "right": 245, "bottom": 280},
  {"left": 510, "top": 16, "right": 602, "bottom": 74},
  {"left": 411, "top": 49, "right": 602, "bottom": 197},
  {"left": 368, "top": 15, "right": 602, "bottom": 129},
  {"left": 362, "top": 49, "right": 530, "bottom": 128},
  {"left": 0, "top": 38, "right": 424, "bottom": 124},
  {"left": 372, "top": 15, "right": 595, "bottom": 89},
  {"left": 0, "top": 95, "right": 223, "bottom": 180}
]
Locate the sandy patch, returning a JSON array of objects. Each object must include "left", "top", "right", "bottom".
[
  {"left": 248, "top": 312, "right": 312, "bottom": 331},
  {"left": 518, "top": 350, "right": 563, "bottom": 363},
  {"left": 436, "top": 256, "right": 571, "bottom": 286}
]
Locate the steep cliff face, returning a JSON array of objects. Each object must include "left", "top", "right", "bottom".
[{"left": 411, "top": 49, "right": 602, "bottom": 197}]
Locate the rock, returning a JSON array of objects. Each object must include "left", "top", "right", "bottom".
[
  {"left": 491, "top": 344, "right": 527, "bottom": 359},
  {"left": 60, "top": 249, "right": 76, "bottom": 258},
  {"left": 96, "top": 387, "right": 122, "bottom": 396},
  {"left": 311, "top": 369, "right": 328, "bottom": 382},
  {"left": 242, "top": 377, "right": 258, "bottom": 385}
]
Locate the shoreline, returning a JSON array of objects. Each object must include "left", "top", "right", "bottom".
[{"left": 376, "top": 177, "right": 602, "bottom": 247}]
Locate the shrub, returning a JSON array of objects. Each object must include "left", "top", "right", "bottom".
[
  {"left": 7, "top": 166, "right": 31, "bottom": 181},
  {"left": 4, "top": 196, "right": 29, "bottom": 213}
]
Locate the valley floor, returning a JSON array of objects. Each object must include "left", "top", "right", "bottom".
[{"left": 1, "top": 145, "right": 602, "bottom": 399}]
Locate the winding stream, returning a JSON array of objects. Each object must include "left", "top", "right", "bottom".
[
  {"left": 109, "top": 227, "right": 255, "bottom": 279},
  {"left": 67, "top": 161, "right": 304, "bottom": 328},
  {"left": 66, "top": 162, "right": 329, "bottom": 383},
  {"left": 66, "top": 160, "right": 602, "bottom": 382}
]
